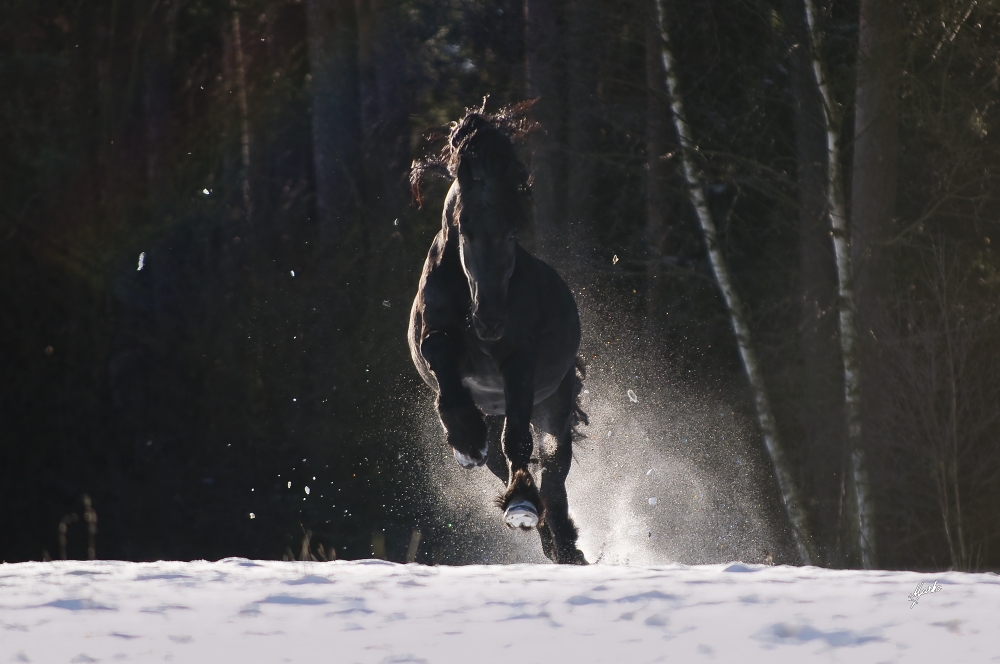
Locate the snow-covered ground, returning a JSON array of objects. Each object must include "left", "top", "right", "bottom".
[{"left": 1, "top": 559, "right": 997, "bottom": 663}]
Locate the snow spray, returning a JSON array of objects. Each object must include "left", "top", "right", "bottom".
[{"left": 411, "top": 271, "right": 787, "bottom": 565}]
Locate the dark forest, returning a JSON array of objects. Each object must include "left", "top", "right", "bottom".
[{"left": 2, "top": 0, "right": 999, "bottom": 571}]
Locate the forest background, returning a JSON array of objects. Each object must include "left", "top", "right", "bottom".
[{"left": 2, "top": 0, "right": 999, "bottom": 571}]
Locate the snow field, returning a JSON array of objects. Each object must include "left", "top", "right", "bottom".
[{"left": 1, "top": 559, "right": 998, "bottom": 663}]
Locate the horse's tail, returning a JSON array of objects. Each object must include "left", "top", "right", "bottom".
[{"left": 570, "top": 356, "right": 589, "bottom": 442}]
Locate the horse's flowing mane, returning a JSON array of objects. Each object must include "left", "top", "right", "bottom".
[{"left": 410, "top": 98, "right": 539, "bottom": 207}]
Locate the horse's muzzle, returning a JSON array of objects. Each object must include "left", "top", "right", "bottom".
[{"left": 473, "top": 316, "right": 506, "bottom": 341}]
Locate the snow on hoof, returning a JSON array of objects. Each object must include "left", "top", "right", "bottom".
[
  {"left": 453, "top": 446, "right": 487, "bottom": 469},
  {"left": 504, "top": 499, "right": 539, "bottom": 529}
]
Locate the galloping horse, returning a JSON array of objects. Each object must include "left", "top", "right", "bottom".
[{"left": 408, "top": 103, "right": 588, "bottom": 564}]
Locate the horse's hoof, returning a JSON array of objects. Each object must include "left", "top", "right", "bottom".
[
  {"left": 504, "top": 498, "right": 539, "bottom": 529},
  {"left": 453, "top": 445, "right": 487, "bottom": 469}
]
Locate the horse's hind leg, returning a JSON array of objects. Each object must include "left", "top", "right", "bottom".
[
  {"left": 539, "top": 438, "right": 587, "bottom": 564},
  {"left": 533, "top": 368, "right": 588, "bottom": 565}
]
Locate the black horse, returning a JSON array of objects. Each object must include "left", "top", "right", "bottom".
[{"left": 408, "top": 104, "right": 588, "bottom": 564}]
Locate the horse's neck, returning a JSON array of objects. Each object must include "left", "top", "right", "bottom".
[{"left": 441, "top": 180, "right": 461, "bottom": 244}]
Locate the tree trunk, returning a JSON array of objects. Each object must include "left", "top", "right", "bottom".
[
  {"left": 306, "top": 0, "right": 362, "bottom": 238},
  {"left": 564, "top": 0, "right": 599, "bottom": 270},
  {"left": 305, "top": 0, "right": 365, "bottom": 441},
  {"left": 655, "top": 0, "right": 818, "bottom": 565},
  {"left": 356, "top": 0, "right": 410, "bottom": 222},
  {"left": 849, "top": 0, "right": 901, "bottom": 568},
  {"left": 231, "top": 3, "right": 252, "bottom": 221},
  {"left": 143, "top": 0, "right": 172, "bottom": 191},
  {"left": 524, "top": 0, "right": 567, "bottom": 260},
  {"left": 851, "top": 0, "right": 900, "bottom": 327},
  {"left": 802, "top": 0, "right": 881, "bottom": 568},
  {"left": 782, "top": 0, "right": 846, "bottom": 567},
  {"left": 643, "top": 13, "right": 686, "bottom": 343},
  {"left": 644, "top": 16, "right": 672, "bottom": 334}
]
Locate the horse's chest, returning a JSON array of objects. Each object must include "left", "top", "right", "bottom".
[
  {"left": 458, "top": 345, "right": 503, "bottom": 414},
  {"left": 459, "top": 353, "right": 561, "bottom": 416},
  {"left": 461, "top": 373, "right": 506, "bottom": 415}
]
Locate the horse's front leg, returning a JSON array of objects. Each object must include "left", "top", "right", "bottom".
[
  {"left": 498, "top": 347, "right": 543, "bottom": 529},
  {"left": 421, "top": 332, "right": 487, "bottom": 468}
]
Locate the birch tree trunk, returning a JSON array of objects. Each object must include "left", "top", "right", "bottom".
[
  {"left": 802, "top": 0, "right": 877, "bottom": 568},
  {"left": 654, "top": 0, "right": 817, "bottom": 565},
  {"left": 644, "top": 17, "right": 674, "bottom": 338},
  {"left": 782, "top": 0, "right": 845, "bottom": 566}
]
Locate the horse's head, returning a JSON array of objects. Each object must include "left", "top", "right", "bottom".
[
  {"left": 450, "top": 115, "right": 530, "bottom": 341},
  {"left": 410, "top": 103, "right": 538, "bottom": 342}
]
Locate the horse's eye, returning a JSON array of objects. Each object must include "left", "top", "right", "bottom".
[{"left": 508, "top": 233, "right": 517, "bottom": 243}]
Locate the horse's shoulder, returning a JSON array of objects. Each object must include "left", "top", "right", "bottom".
[
  {"left": 424, "top": 228, "right": 460, "bottom": 273},
  {"left": 425, "top": 229, "right": 446, "bottom": 262},
  {"left": 417, "top": 231, "right": 467, "bottom": 327},
  {"left": 441, "top": 180, "right": 460, "bottom": 230}
]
